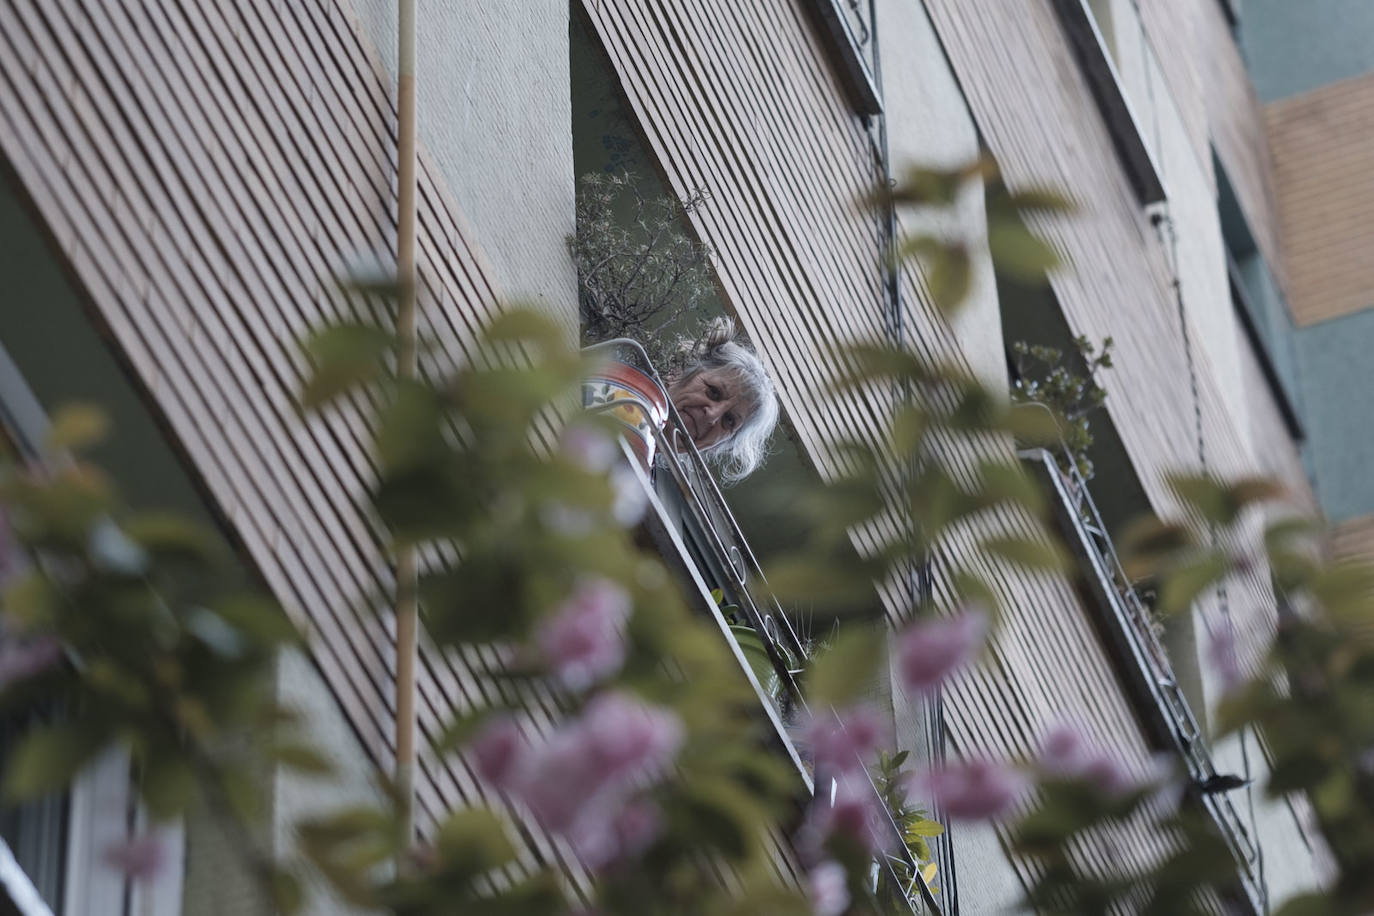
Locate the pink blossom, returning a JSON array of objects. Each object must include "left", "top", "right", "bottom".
[
  {"left": 1036, "top": 721, "right": 1140, "bottom": 797},
  {"left": 562, "top": 424, "right": 618, "bottom": 473},
  {"left": 908, "top": 759, "right": 1028, "bottom": 821},
  {"left": 1079, "top": 755, "right": 1137, "bottom": 797},
  {"left": 610, "top": 466, "right": 648, "bottom": 527},
  {"left": 895, "top": 607, "right": 988, "bottom": 693},
  {"left": 538, "top": 579, "right": 631, "bottom": 690},
  {"left": 516, "top": 727, "right": 610, "bottom": 834},
  {"left": 569, "top": 799, "right": 662, "bottom": 870},
  {"left": 497, "top": 692, "right": 683, "bottom": 869},
  {"left": 806, "top": 775, "right": 889, "bottom": 855},
  {"left": 0, "top": 635, "right": 62, "bottom": 689},
  {"left": 1206, "top": 621, "right": 1243, "bottom": 693},
  {"left": 801, "top": 705, "right": 884, "bottom": 776},
  {"left": 807, "top": 860, "right": 850, "bottom": 916},
  {"left": 579, "top": 691, "right": 684, "bottom": 780},
  {"left": 1038, "top": 721, "right": 1090, "bottom": 776},
  {"left": 468, "top": 717, "right": 526, "bottom": 790},
  {"left": 541, "top": 502, "right": 597, "bottom": 536},
  {"left": 103, "top": 834, "right": 166, "bottom": 882}
]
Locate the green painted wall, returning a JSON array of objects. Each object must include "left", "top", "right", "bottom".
[
  {"left": 1295, "top": 310, "right": 1374, "bottom": 523},
  {"left": 1241, "top": 0, "right": 1374, "bottom": 101}
]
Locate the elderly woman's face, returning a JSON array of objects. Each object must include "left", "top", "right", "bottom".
[{"left": 669, "top": 369, "right": 753, "bottom": 450}]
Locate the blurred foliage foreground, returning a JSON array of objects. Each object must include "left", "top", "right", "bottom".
[{"left": 2, "top": 161, "right": 1374, "bottom": 915}]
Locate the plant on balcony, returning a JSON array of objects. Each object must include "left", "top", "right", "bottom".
[
  {"left": 1011, "top": 335, "right": 1114, "bottom": 481},
  {"left": 569, "top": 171, "right": 716, "bottom": 375},
  {"left": 9, "top": 160, "right": 1374, "bottom": 916},
  {"left": 875, "top": 750, "right": 944, "bottom": 896}
]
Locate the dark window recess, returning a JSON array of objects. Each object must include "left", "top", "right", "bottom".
[
  {"left": 1228, "top": 256, "right": 1305, "bottom": 441},
  {"left": 1214, "top": 155, "right": 1305, "bottom": 441},
  {"left": 1051, "top": 0, "right": 1167, "bottom": 205},
  {"left": 802, "top": 0, "right": 883, "bottom": 116}
]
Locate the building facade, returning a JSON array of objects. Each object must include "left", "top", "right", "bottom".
[{"left": 0, "top": 0, "right": 1355, "bottom": 913}]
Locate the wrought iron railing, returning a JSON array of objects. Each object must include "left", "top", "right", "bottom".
[
  {"left": 1020, "top": 444, "right": 1265, "bottom": 914},
  {"left": 584, "top": 339, "right": 941, "bottom": 913}
]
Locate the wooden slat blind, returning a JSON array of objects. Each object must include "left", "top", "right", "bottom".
[
  {"left": 921, "top": 0, "right": 1282, "bottom": 678},
  {"left": 0, "top": 0, "right": 570, "bottom": 846},
  {"left": 580, "top": 0, "right": 1177, "bottom": 883}
]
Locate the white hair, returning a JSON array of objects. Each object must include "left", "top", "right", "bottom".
[{"left": 675, "top": 317, "right": 779, "bottom": 484}]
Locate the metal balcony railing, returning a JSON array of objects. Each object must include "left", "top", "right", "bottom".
[
  {"left": 584, "top": 339, "right": 941, "bottom": 914},
  {"left": 1020, "top": 445, "right": 1264, "bottom": 914}
]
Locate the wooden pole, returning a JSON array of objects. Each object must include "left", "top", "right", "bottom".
[{"left": 395, "top": 0, "right": 419, "bottom": 858}]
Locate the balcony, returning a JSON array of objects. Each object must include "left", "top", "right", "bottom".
[
  {"left": 585, "top": 340, "right": 942, "bottom": 913},
  {"left": 1019, "top": 445, "right": 1264, "bottom": 914},
  {"left": 803, "top": 0, "right": 883, "bottom": 115}
]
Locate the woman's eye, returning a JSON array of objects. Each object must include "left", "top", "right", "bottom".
[
  {"left": 723, "top": 414, "right": 736, "bottom": 430},
  {"left": 706, "top": 385, "right": 722, "bottom": 399}
]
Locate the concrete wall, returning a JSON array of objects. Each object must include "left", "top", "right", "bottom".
[
  {"left": 878, "top": 0, "right": 1024, "bottom": 905},
  {"left": 274, "top": 649, "right": 388, "bottom": 916},
  {"left": 1094, "top": 0, "right": 1252, "bottom": 436},
  {"left": 3, "top": 157, "right": 385, "bottom": 916},
  {"left": 350, "top": 0, "right": 578, "bottom": 312},
  {"left": 878, "top": 0, "right": 1005, "bottom": 392},
  {"left": 1241, "top": 0, "right": 1374, "bottom": 101}
]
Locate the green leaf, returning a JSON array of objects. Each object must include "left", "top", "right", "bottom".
[
  {"left": 891, "top": 405, "right": 929, "bottom": 459},
  {"left": 139, "top": 753, "right": 196, "bottom": 819},
  {"left": 1165, "top": 473, "right": 1281, "bottom": 526},
  {"left": 1158, "top": 550, "right": 1229, "bottom": 615},
  {"left": 1002, "top": 403, "right": 1063, "bottom": 445},
  {"left": 1264, "top": 517, "right": 1322, "bottom": 554},
  {"left": 271, "top": 742, "right": 334, "bottom": 776},
  {"left": 888, "top": 167, "right": 964, "bottom": 207},
  {"left": 46, "top": 403, "right": 109, "bottom": 452},
  {"left": 1272, "top": 892, "right": 1337, "bottom": 916},
  {"left": 3, "top": 722, "right": 107, "bottom": 800},
  {"left": 987, "top": 221, "right": 1060, "bottom": 280},
  {"left": 122, "top": 512, "right": 219, "bottom": 562},
  {"left": 977, "top": 460, "right": 1046, "bottom": 515},
  {"left": 675, "top": 774, "right": 768, "bottom": 861},
  {"left": 906, "top": 818, "right": 946, "bottom": 838},
  {"left": 1, "top": 573, "right": 58, "bottom": 629},
  {"left": 299, "top": 322, "right": 395, "bottom": 410},
  {"left": 435, "top": 807, "right": 518, "bottom": 873},
  {"left": 482, "top": 306, "right": 572, "bottom": 356},
  {"left": 376, "top": 380, "right": 448, "bottom": 473},
  {"left": 1000, "top": 188, "right": 1075, "bottom": 215},
  {"left": 829, "top": 343, "right": 930, "bottom": 392},
  {"left": 1308, "top": 560, "right": 1374, "bottom": 621},
  {"left": 807, "top": 626, "right": 885, "bottom": 705},
  {"left": 925, "top": 242, "right": 973, "bottom": 315},
  {"left": 980, "top": 535, "right": 1068, "bottom": 574},
  {"left": 211, "top": 594, "right": 300, "bottom": 647},
  {"left": 268, "top": 866, "right": 305, "bottom": 916},
  {"left": 761, "top": 558, "right": 881, "bottom": 614}
]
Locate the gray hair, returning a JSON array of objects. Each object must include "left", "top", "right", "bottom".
[{"left": 675, "top": 317, "right": 779, "bottom": 484}]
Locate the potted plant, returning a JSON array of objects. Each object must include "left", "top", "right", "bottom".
[
  {"left": 570, "top": 172, "right": 715, "bottom": 468},
  {"left": 1010, "top": 335, "right": 1114, "bottom": 484}
]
